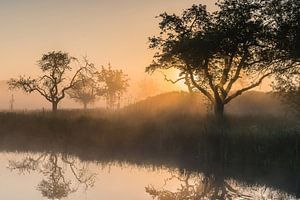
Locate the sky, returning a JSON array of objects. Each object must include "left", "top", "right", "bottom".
[
  {"left": 0, "top": 1, "right": 274, "bottom": 110},
  {"left": 0, "top": 0, "right": 217, "bottom": 82}
]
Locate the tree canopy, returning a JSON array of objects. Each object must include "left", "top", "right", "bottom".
[
  {"left": 147, "top": 0, "right": 300, "bottom": 116},
  {"left": 97, "top": 64, "right": 129, "bottom": 109},
  {"left": 266, "top": 0, "right": 300, "bottom": 115}
]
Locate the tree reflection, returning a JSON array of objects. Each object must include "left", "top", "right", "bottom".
[
  {"left": 145, "top": 171, "right": 291, "bottom": 200},
  {"left": 8, "top": 153, "right": 96, "bottom": 200}
]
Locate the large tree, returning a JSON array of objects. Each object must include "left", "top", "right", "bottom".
[
  {"left": 147, "top": 0, "right": 292, "bottom": 116},
  {"left": 8, "top": 51, "right": 90, "bottom": 112},
  {"left": 268, "top": 0, "right": 300, "bottom": 115}
]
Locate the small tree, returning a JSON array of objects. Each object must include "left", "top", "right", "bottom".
[
  {"left": 147, "top": 1, "right": 295, "bottom": 116},
  {"left": 67, "top": 74, "right": 98, "bottom": 110},
  {"left": 8, "top": 51, "right": 90, "bottom": 112},
  {"left": 67, "top": 59, "right": 103, "bottom": 109},
  {"left": 97, "top": 64, "right": 129, "bottom": 109}
]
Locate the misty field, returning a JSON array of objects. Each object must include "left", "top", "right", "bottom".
[
  {"left": 0, "top": 106, "right": 299, "bottom": 168},
  {"left": 0, "top": 93, "right": 300, "bottom": 197}
]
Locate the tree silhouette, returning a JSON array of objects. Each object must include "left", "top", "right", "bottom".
[
  {"left": 97, "top": 64, "right": 129, "bottom": 109},
  {"left": 268, "top": 0, "right": 300, "bottom": 115},
  {"left": 147, "top": 0, "right": 299, "bottom": 116},
  {"left": 146, "top": 171, "right": 290, "bottom": 200},
  {"left": 8, "top": 51, "right": 91, "bottom": 112},
  {"left": 275, "top": 76, "right": 300, "bottom": 115},
  {"left": 68, "top": 75, "right": 99, "bottom": 110},
  {"left": 8, "top": 153, "right": 96, "bottom": 200},
  {"left": 67, "top": 59, "right": 103, "bottom": 109}
]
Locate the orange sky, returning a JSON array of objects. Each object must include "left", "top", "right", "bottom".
[
  {"left": 0, "top": 0, "right": 217, "bottom": 82},
  {"left": 0, "top": 1, "right": 273, "bottom": 110}
]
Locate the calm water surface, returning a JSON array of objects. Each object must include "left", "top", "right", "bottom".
[{"left": 0, "top": 152, "right": 297, "bottom": 200}]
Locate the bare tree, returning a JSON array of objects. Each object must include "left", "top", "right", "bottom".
[
  {"left": 68, "top": 75, "right": 98, "bottom": 109},
  {"left": 8, "top": 51, "right": 91, "bottom": 112},
  {"left": 8, "top": 153, "right": 96, "bottom": 200},
  {"left": 67, "top": 59, "right": 103, "bottom": 109}
]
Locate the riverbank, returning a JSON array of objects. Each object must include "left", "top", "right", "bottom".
[{"left": 0, "top": 109, "right": 299, "bottom": 196}]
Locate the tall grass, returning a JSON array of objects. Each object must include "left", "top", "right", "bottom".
[{"left": 0, "top": 109, "right": 298, "bottom": 167}]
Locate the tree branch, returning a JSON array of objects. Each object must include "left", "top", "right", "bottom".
[
  {"left": 224, "top": 72, "right": 272, "bottom": 104},
  {"left": 158, "top": 71, "right": 185, "bottom": 84},
  {"left": 225, "top": 54, "right": 247, "bottom": 94},
  {"left": 203, "top": 59, "right": 215, "bottom": 92},
  {"left": 220, "top": 55, "right": 234, "bottom": 86},
  {"left": 187, "top": 65, "right": 214, "bottom": 102}
]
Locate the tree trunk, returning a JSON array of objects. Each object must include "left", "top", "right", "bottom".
[
  {"left": 83, "top": 102, "right": 87, "bottom": 110},
  {"left": 214, "top": 101, "right": 224, "bottom": 117},
  {"left": 52, "top": 102, "right": 58, "bottom": 112}
]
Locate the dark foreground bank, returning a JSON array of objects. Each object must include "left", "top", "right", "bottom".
[{"left": 0, "top": 109, "right": 299, "bottom": 197}]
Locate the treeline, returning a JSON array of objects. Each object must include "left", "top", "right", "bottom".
[
  {"left": 4, "top": 0, "right": 300, "bottom": 117},
  {"left": 8, "top": 51, "right": 129, "bottom": 111}
]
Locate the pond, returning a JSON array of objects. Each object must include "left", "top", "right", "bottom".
[{"left": 0, "top": 151, "right": 298, "bottom": 200}]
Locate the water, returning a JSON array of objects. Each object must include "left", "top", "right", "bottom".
[{"left": 0, "top": 152, "right": 297, "bottom": 200}]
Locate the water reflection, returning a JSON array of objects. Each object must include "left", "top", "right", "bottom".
[
  {"left": 0, "top": 131, "right": 299, "bottom": 199},
  {"left": 146, "top": 171, "right": 294, "bottom": 200},
  {"left": 3, "top": 152, "right": 298, "bottom": 200},
  {"left": 8, "top": 153, "right": 96, "bottom": 200}
]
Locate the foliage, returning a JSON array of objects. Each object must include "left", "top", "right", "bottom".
[
  {"left": 266, "top": 0, "right": 300, "bottom": 60},
  {"left": 275, "top": 75, "right": 300, "bottom": 115},
  {"left": 67, "top": 58, "right": 103, "bottom": 109},
  {"left": 145, "top": 172, "right": 292, "bottom": 200},
  {"left": 68, "top": 74, "right": 98, "bottom": 109},
  {"left": 147, "top": 0, "right": 300, "bottom": 115},
  {"left": 8, "top": 51, "right": 91, "bottom": 112},
  {"left": 8, "top": 153, "right": 96, "bottom": 200},
  {"left": 267, "top": 0, "right": 300, "bottom": 114},
  {"left": 97, "top": 64, "right": 129, "bottom": 109}
]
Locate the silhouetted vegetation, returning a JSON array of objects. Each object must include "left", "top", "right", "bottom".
[
  {"left": 276, "top": 81, "right": 300, "bottom": 117},
  {"left": 1, "top": 0, "right": 300, "bottom": 199},
  {"left": 8, "top": 51, "right": 92, "bottom": 112},
  {"left": 0, "top": 94, "right": 299, "bottom": 196},
  {"left": 147, "top": 0, "right": 300, "bottom": 116},
  {"left": 7, "top": 52, "right": 130, "bottom": 112},
  {"left": 97, "top": 64, "right": 129, "bottom": 109},
  {"left": 67, "top": 58, "right": 100, "bottom": 109},
  {"left": 145, "top": 171, "right": 294, "bottom": 200},
  {"left": 8, "top": 153, "right": 96, "bottom": 200},
  {"left": 67, "top": 62, "right": 129, "bottom": 110}
]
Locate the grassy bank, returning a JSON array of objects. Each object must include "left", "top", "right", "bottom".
[{"left": 0, "top": 109, "right": 299, "bottom": 167}]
